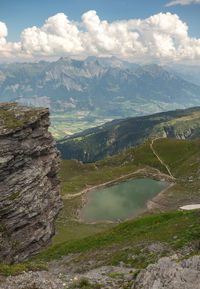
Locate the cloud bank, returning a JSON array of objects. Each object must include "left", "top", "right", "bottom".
[
  {"left": 1, "top": 11, "right": 200, "bottom": 64},
  {"left": 166, "top": 0, "right": 200, "bottom": 7},
  {"left": 0, "top": 21, "right": 21, "bottom": 58}
]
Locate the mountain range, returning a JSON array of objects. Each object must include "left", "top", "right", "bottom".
[
  {"left": 57, "top": 106, "right": 200, "bottom": 162},
  {"left": 1, "top": 57, "right": 200, "bottom": 138},
  {"left": 0, "top": 58, "right": 199, "bottom": 115}
]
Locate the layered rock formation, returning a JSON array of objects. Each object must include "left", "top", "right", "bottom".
[
  {"left": 0, "top": 102, "right": 63, "bottom": 263},
  {"left": 134, "top": 255, "right": 200, "bottom": 289}
]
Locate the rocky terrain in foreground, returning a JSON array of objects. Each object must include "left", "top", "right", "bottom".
[
  {"left": 0, "top": 103, "right": 63, "bottom": 264},
  {"left": 1, "top": 254, "right": 200, "bottom": 289},
  {"left": 135, "top": 254, "right": 200, "bottom": 289}
]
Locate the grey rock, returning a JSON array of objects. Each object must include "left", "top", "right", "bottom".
[
  {"left": 0, "top": 271, "right": 66, "bottom": 289},
  {"left": 0, "top": 103, "right": 63, "bottom": 263},
  {"left": 134, "top": 255, "right": 200, "bottom": 289},
  {"left": 146, "top": 242, "right": 166, "bottom": 254}
]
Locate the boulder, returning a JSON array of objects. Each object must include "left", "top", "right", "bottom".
[{"left": 134, "top": 255, "right": 200, "bottom": 289}]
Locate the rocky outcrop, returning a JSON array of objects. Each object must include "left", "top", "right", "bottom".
[
  {"left": 2, "top": 255, "right": 200, "bottom": 289},
  {"left": 163, "top": 126, "right": 194, "bottom": 139},
  {"left": 0, "top": 102, "right": 63, "bottom": 264},
  {"left": 134, "top": 255, "right": 200, "bottom": 289}
]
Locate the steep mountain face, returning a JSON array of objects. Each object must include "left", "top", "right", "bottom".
[
  {"left": 166, "top": 64, "right": 200, "bottom": 86},
  {"left": 57, "top": 106, "right": 200, "bottom": 162},
  {"left": 0, "top": 58, "right": 200, "bottom": 118},
  {"left": 0, "top": 58, "right": 107, "bottom": 112},
  {"left": 86, "top": 56, "right": 140, "bottom": 69},
  {"left": 0, "top": 103, "right": 62, "bottom": 263}
]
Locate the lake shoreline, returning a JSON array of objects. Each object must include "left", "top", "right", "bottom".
[
  {"left": 145, "top": 182, "right": 175, "bottom": 211},
  {"left": 61, "top": 166, "right": 174, "bottom": 224},
  {"left": 78, "top": 175, "right": 173, "bottom": 224},
  {"left": 63, "top": 166, "right": 174, "bottom": 200}
]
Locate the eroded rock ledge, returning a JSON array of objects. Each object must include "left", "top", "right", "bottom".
[{"left": 0, "top": 102, "right": 63, "bottom": 263}]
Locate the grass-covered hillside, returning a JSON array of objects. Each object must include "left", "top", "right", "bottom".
[
  {"left": 51, "top": 137, "right": 200, "bottom": 263},
  {"left": 57, "top": 106, "right": 200, "bottom": 162},
  {"left": 59, "top": 137, "right": 200, "bottom": 211},
  {"left": 1, "top": 137, "right": 200, "bottom": 280}
]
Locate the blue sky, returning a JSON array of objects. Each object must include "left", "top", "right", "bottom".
[
  {"left": 1, "top": 0, "right": 199, "bottom": 41},
  {"left": 0, "top": 0, "right": 200, "bottom": 64}
]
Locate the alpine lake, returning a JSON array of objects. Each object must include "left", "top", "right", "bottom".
[{"left": 81, "top": 178, "right": 167, "bottom": 222}]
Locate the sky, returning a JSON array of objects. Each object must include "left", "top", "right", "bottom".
[{"left": 0, "top": 0, "right": 200, "bottom": 64}]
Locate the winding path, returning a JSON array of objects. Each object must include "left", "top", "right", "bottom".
[
  {"left": 150, "top": 138, "right": 175, "bottom": 180},
  {"left": 62, "top": 168, "right": 147, "bottom": 200},
  {"left": 62, "top": 138, "right": 175, "bottom": 200}
]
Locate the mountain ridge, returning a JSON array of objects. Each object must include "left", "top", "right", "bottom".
[
  {"left": 1, "top": 57, "right": 200, "bottom": 116},
  {"left": 1, "top": 57, "right": 200, "bottom": 139},
  {"left": 57, "top": 106, "right": 200, "bottom": 162}
]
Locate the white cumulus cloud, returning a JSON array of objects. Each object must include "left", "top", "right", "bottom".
[
  {"left": 0, "top": 21, "right": 24, "bottom": 60},
  {"left": 1, "top": 11, "right": 200, "bottom": 64},
  {"left": 21, "top": 13, "right": 83, "bottom": 55},
  {"left": 0, "top": 22, "right": 8, "bottom": 51},
  {"left": 166, "top": 0, "right": 200, "bottom": 7}
]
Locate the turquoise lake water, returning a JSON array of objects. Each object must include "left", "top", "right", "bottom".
[{"left": 81, "top": 178, "right": 167, "bottom": 222}]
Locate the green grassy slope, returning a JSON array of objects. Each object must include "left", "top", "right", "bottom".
[
  {"left": 55, "top": 137, "right": 200, "bottom": 246},
  {"left": 37, "top": 138, "right": 200, "bottom": 274},
  {"left": 59, "top": 139, "right": 166, "bottom": 196},
  {"left": 36, "top": 210, "right": 200, "bottom": 264},
  {"left": 1, "top": 137, "right": 200, "bottom": 276},
  {"left": 57, "top": 106, "right": 200, "bottom": 163}
]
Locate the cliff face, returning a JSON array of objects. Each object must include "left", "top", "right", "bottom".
[{"left": 0, "top": 102, "right": 63, "bottom": 264}]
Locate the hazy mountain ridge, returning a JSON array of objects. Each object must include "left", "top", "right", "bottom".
[
  {"left": 0, "top": 58, "right": 200, "bottom": 118},
  {"left": 165, "top": 64, "right": 200, "bottom": 86},
  {"left": 57, "top": 106, "right": 200, "bottom": 162}
]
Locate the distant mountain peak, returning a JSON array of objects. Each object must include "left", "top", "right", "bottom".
[{"left": 1, "top": 58, "right": 200, "bottom": 123}]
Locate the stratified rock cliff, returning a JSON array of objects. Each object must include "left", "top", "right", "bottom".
[{"left": 0, "top": 102, "right": 63, "bottom": 264}]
